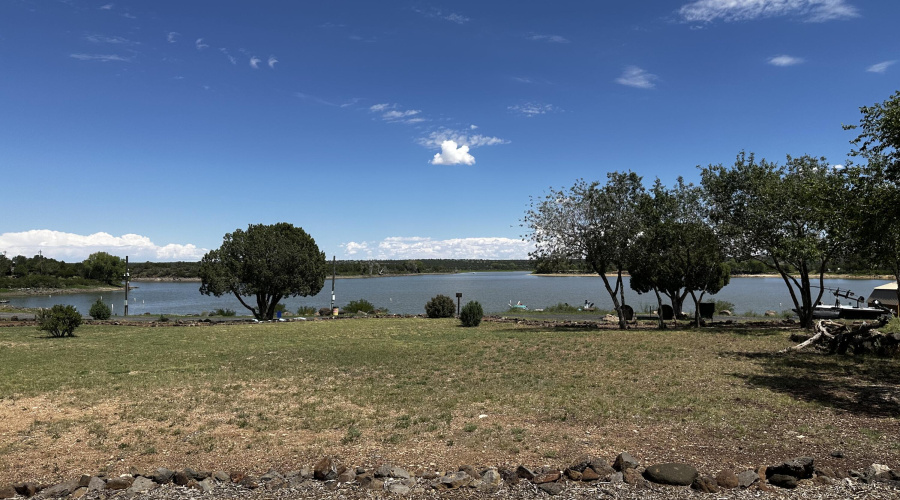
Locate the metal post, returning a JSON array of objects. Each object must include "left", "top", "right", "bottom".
[
  {"left": 456, "top": 292, "right": 462, "bottom": 317},
  {"left": 124, "top": 256, "right": 129, "bottom": 317},
  {"left": 331, "top": 256, "right": 336, "bottom": 316}
]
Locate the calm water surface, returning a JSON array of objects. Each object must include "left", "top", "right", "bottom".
[{"left": 6, "top": 272, "right": 891, "bottom": 317}]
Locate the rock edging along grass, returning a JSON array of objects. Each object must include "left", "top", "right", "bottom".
[{"left": 2, "top": 453, "right": 898, "bottom": 498}]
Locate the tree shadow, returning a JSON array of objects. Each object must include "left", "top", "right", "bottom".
[{"left": 725, "top": 350, "right": 900, "bottom": 418}]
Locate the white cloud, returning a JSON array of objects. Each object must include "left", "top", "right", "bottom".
[
  {"left": 341, "top": 236, "right": 532, "bottom": 259},
  {"left": 167, "top": 32, "right": 179, "bottom": 43},
  {"left": 220, "top": 48, "right": 237, "bottom": 65},
  {"left": 431, "top": 140, "right": 475, "bottom": 166},
  {"left": 369, "top": 103, "right": 392, "bottom": 112},
  {"left": 195, "top": 38, "right": 209, "bottom": 50},
  {"left": 369, "top": 104, "right": 425, "bottom": 124},
  {"left": 250, "top": 56, "right": 261, "bottom": 69},
  {"left": 69, "top": 53, "right": 131, "bottom": 62},
  {"left": 85, "top": 34, "right": 134, "bottom": 45},
  {"left": 615, "top": 66, "right": 658, "bottom": 89},
  {"left": 509, "top": 102, "right": 558, "bottom": 117},
  {"left": 267, "top": 56, "right": 278, "bottom": 69},
  {"left": 100, "top": 3, "right": 113, "bottom": 10},
  {"left": 444, "top": 13, "right": 470, "bottom": 24},
  {"left": 867, "top": 60, "right": 896, "bottom": 73},
  {"left": 413, "top": 7, "right": 470, "bottom": 24},
  {"left": 679, "top": 0, "right": 859, "bottom": 23},
  {"left": 527, "top": 34, "right": 571, "bottom": 43},
  {"left": 0, "top": 230, "right": 208, "bottom": 262},
  {"left": 418, "top": 128, "right": 508, "bottom": 149},
  {"left": 768, "top": 54, "right": 805, "bottom": 66}
]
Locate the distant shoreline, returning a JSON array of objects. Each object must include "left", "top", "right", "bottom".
[{"left": 534, "top": 272, "right": 895, "bottom": 281}]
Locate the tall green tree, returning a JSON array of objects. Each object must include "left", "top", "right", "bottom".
[
  {"left": 845, "top": 90, "right": 900, "bottom": 181},
  {"left": 525, "top": 172, "right": 644, "bottom": 329},
  {"left": 199, "top": 223, "right": 327, "bottom": 320},
  {"left": 82, "top": 252, "right": 125, "bottom": 285},
  {"left": 701, "top": 152, "right": 850, "bottom": 329}
]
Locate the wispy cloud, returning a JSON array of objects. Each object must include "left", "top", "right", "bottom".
[
  {"left": 413, "top": 7, "right": 470, "bottom": 24},
  {"left": 527, "top": 34, "right": 571, "bottom": 43},
  {"left": 167, "top": 32, "right": 179, "bottom": 43},
  {"left": 295, "top": 92, "right": 360, "bottom": 108},
  {"left": 431, "top": 140, "right": 474, "bottom": 165},
  {"left": 195, "top": 38, "right": 209, "bottom": 50},
  {"left": 370, "top": 103, "right": 425, "bottom": 124},
  {"left": 99, "top": 3, "right": 113, "bottom": 10},
  {"left": 615, "top": 66, "right": 658, "bottom": 89},
  {"left": 70, "top": 53, "right": 131, "bottom": 62},
  {"left": 0, "top": 230, "right": 207, "bottom": 262},
  {"left": 341, "top": 236, "right": 532, "bottom": 259},
  {"left": 678, "top": 0, "right": 860, "bottom": 23},
  {"left": 249, "top": 56, "right": 261, "bottom": 69},
  {"left": 85, "top": 34, "right": 135, "bottom": 45},
  {"left": 768, "top": 54, "right": 805, "bottom": 66},
  {"left": 867, "top": 60, "right": 896, "bottom": 73},
  {"left": 418, "top": 128, "right": 508, "bottom": 149},
  {"left": 267, "top": 56, "right": 278, "bottom": 69},
  {"left": 220, "top": 47, "right": 237, "bottom": 65},
  {"left": 508, "top": 102, "right": 558, "bottom": 117}
]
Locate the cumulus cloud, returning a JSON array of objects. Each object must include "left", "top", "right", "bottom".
[
  {"left": 678, "top": 0, "right": 860, "bottom": 23},
  {"left": 431, "top": 140, "right": 475, "bottom": 165},
  {"left": 615, "top": 66, "right": 658, "bottom": 89},
  {"left": 527, "top": 34, "right": 570, "bottom": 43},
  {"left": 509, "top": 102, "right": 558, "bottom": 117},
  {"left": 867, "top": 60, "right": 896, "bottom": 73},
  {"left": 0, "top": 230, "right": 208, "bottom": 262},
  {"left": 250, "top": 56, "right": 261, "bottom": 69},
  {"left": 70, "top": 53, "right": 131, "bottom": 62},
  {"left": 768, "top": 54, "right": 805, "bottom": 66},
  {"left": 341, "top": 236, "right": 532, "bottom": 259},
  {"left": 267, "top": 56, "right": 278, "bottom": 69}
]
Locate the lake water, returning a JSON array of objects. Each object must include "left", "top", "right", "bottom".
[{"left": 5, "top": 272, "right": 892, "bottom": 317}]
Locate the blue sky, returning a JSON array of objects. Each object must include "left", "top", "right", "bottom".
[{"left": 1, "top": 0, "right": 898, "bottom": 262}]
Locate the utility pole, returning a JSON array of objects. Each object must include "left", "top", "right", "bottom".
[
  {"left": 124, "top": 256, "right": 129, "bottom": 316},
  {"left": 330, "top": 256, "right": 336, "bottom": 316}
]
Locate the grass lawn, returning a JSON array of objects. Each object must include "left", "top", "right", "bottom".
[{"left": 0, "top": 318, "right": 898, "bottom": 484}]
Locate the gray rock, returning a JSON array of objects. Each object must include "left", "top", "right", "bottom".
[
  {"left": 152, "top": 468, "right": 175, "bottom": 484},
  {"left": 614, "top": 452, "right": 639, "bottom": 471},
  {"left": 198, "top": 478, "right": 215, "bottom": 494},
  {"left": 0, "top": 485, "right": 16, "bottom": 499},
  {"left": 86, "top": 477, "right": 105, "bottom": 492},
  {"left": 184, "top": 467, "right": 207, "bottom": 480},
  {"left": 766, "top": 457, "right": 814, "bottom": 479},
  {"left": 867, "top": 464, "right": 893, "bottom": 482},
  {"left": 390, "top": 467, "right": 411, "bottom": 480},
  {"left": 459, "top": 465, "right": 479, "bottom": 480},
  {"left": 768, "top": 474, "right": 798, "bottom": 489},
  {"left": 213, "top": 471, "right": 230, "bottom": 482},
  {"left": 516, "top": 465, "right": 536, "bottom": 480},
  {"left": 440, "top": 471, "right": 472, "bottom": 489},
  {"left": 374, "top": 465, "right": 392, "bottom": 478},
  {"left": 387, "top": 482, "right": 410, "bottom": 494},
  {"left": 105, "top": 477, "right": 133, "bottom": 490},
  {"left": 77, "top": 475, "right": 91, "bottom": 488},
  {"left": 482, "top": 469, "right": 501, "bottom": 486},
  {"left": 40, "top": 481, "right": 79, "bottom": 498},
  {"left": 538, "top": 482, "right": 564, "bottom": 495},
  {"left": 13, "top": 482, "right": 38, "bottom": 497},
  {"left": 737, "top": 470, "right": 759, "bottom": 488},
  {"left": 610, "top": 472, "right": 624, "bottom": 483},
  {"left": 260, "top": 469, "right": 284, "bottom": 482},
  {"left": 128, "top": 477, "right": 158, "bottom": 494},
  {"left": 337, "top": 470, "right": 355, "bottom": 483},
  {"left": 643, "top": 463, "right": 698, "bottom": 486}
]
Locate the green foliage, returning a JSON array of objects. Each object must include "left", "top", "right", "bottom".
[
  {"left": 425, "top": 294, "right": 456, "bottom": 318},
  {"left": 543, "top": 303, "right": 580, "bottom": 313},
  {"left": 198, "top": 223, "right": 327, "bottom": 320},
  {"left": 714, "top": 300, "right": 735, "bottom": 313},
  {"left": 213, "top": 308, "right": 236, "bottom": 317},
  {"left": 296, "top": 306, "right": 317, "bottom": 316},
  {"left": 846, "top": 90, "right": 900, "bottom": 181},
  {"left": 158, "top": 314, "right": 170, "bottom": 322},
  {"left": 82, "top": 252, "right": 125, "bottom": 285},
  {"left": 37, "top": 305, "right": 82, "bottom": 337},
  {"left": 459, "top": 301, "right": 483, "bottom": 327},
  {"left": 318, "top": 307, "right": 334, "bottom": 317},
  {"left": 344, "top": 299, "right": 375, "bottom": 314},
  {"left": 89, "top": 299, "right": 111, "bottom": 320}
]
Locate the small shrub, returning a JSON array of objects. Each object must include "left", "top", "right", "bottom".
[
  {"left": 297, "top": 306, "right": 316, "bottom": 316},
  {"left": 318, "top": 307, "right": 333, "bottom": 317},
  {"left": 425, "top": 294, "right": 456, "bottom": 318},
  {"left": 459, "top": 301, "right": 483, "bottom": 327},
  {"left": 158, "top": 314, "right": 170, "bottom": 322},
  {"left": 345, "top": 299, "right": 375, "bottom": 314},
  {"left": 89, "top": 299, "right": 112, "bottom": 320},
  {"left": 37, "top": 305, "right": 82, "bottom": 337},
  {"left": 214, "top": 308, "right": 236, "bottom": 317},
  {"left": 544, "top": 302, "right": 579, "bottom": 313},
  {"left": 274, "top": 303, "right": 287, "bottom": 314},
  {"left": 714, "top": 300, "right": 735, "bottom": 313}
]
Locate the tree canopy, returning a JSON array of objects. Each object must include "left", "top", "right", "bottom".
[
  {"left": 198, "top": 223, "right": 327, "bottom": 320},
  {"left": 82, "top": 252, "right": 125, "bottom": 285}
]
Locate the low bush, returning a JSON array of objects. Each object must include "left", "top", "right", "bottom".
[
  {"left": 89, "top": 299, "right": 112, "bottom": 320},
  {"left": 714, "top": 300, "right": 735, "bottom": 313},
  {"left": 544, "top": 302, "right": 580, "bottom": 313},
  {"left": 297, "top": 306, "right": 317, "bottom": 316},
  {"left": 425, "top": 294, "right": 456, "bottom": 318},
  {"left": 318, "top": 307, "right": 334, "bottom": 317},
  {"left": 345, "top": 299, "right": 375, "bottom": 314},
  {"left": 37, "top": 305, "right": 82, "bottom": 337},
  {"left": 459, "top": 301, "right": 483, "bottom": 327},
  {"left": 213, "top": 308, "right": 236, "bottom": 317}
]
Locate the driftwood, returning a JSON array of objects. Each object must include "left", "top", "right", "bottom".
[{"left": 781, "top": 318, "right": 900, "bottom": 356}]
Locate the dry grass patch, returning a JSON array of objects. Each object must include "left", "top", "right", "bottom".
[{"left": 0, "top": 319, "right": 897, "bottom": 484}]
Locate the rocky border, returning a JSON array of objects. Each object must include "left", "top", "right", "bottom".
[{"left": 2, "top": 453, "right": 898, "bottom": 499}]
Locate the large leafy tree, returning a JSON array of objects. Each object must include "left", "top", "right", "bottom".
[
  {"left": 525, "top": 172, "right": 644, "bottom": 329},
  {"left": 701, "top": 152, "right": 850, "bottom": 329},
  {"left": 199, "top": 223, "right": 327, "bottom": 320},
  {"left": 630, "top": 178, "right": 730, "bottom": 327},
  {"left": 82, "top": 252, "right": 126, "bottom": 285},
  {"left": 846, "top": 90, "right": 900, "bottom": 181}
]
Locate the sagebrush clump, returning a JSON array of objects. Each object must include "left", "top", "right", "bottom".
[
  {"left": 459, "top": 300, "right": 483, "bottom": 327},
  {"left": 89, "top": 299, "right": 111, "bottom": 320},
  {"left": 37, "top": 304, "right": 83, "bottom": 337},
  {"left": 345, "top": 299, "right": 375, "bottom": 314},
  {"left": 425, "top": 294, "right": 456, "bottom": 318}
]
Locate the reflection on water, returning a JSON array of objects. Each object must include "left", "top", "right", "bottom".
[{"left": 5, "top": 272, "right": 892, "bottom": 317}]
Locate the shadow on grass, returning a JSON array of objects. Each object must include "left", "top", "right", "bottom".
[{"left": 726, "top": 350, "right": 900, "bottom": 418}]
